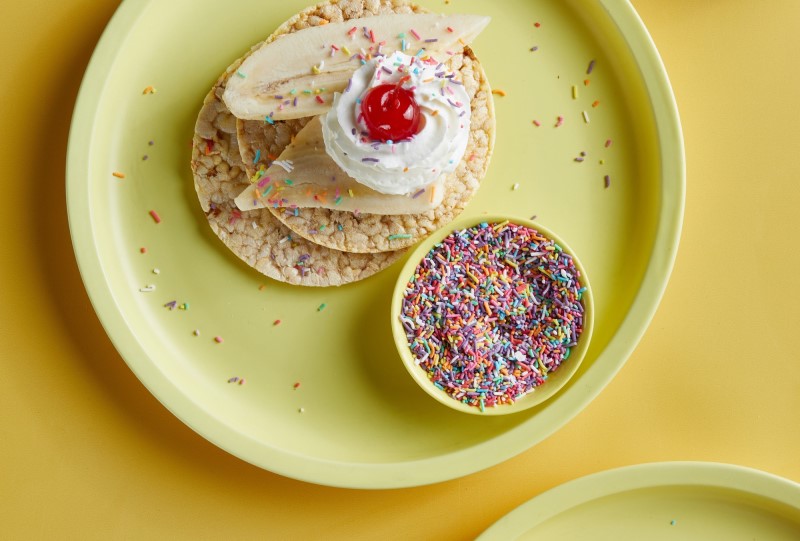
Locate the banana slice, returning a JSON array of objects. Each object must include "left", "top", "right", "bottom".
[
  {"left": 234, "top": 116, "right": 444, "bottom": 215},
  {"left": 223, "top": 13, "right": 490, "bottom": 121}
]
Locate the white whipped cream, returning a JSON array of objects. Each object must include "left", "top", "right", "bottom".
[{"left": 322, "top": 51, "right": 471, "bottom": 196}]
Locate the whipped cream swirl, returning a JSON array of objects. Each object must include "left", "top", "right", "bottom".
[{"left": 322, "top": 51, "right": 470, "bottom": 196}]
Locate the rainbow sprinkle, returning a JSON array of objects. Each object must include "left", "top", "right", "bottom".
[{"left": 400, "top": 222, "right": 586, "bottom": 409}]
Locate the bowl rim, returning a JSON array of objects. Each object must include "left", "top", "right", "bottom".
[{"left": 390, "top": 214, "right": 595, "bottom": 416}]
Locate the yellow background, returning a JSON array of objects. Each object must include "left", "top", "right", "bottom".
[{"left": 1, "top": 0, "right": 798, "bottom": 539}]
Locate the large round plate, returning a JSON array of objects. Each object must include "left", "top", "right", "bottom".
[
  {"left": 67, "top": 0, "right": 684, "bottom": 488},
  {"left": 477, "top": 462, "right": 800, "bottom": 540}
]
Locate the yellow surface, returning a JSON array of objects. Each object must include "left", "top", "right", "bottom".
[{"left": 0, "top": 0, "right": 798, "bottom": 538}]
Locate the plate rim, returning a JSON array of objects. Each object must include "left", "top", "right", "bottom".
[
  {"left": 476, "top": 461, "right": 800, "bottom": 539},
  {"left": 66, "top": 0, "right": 686, "bottom": 488}
]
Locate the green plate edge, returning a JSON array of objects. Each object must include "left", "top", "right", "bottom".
[{"left": 476, "top": 462, "right": 800, "bottom": 539}]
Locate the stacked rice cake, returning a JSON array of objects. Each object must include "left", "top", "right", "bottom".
[{"left": 190, "top": 0, "right": 495, "bottom": 286}]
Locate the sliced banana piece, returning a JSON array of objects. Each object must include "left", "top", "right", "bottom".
[
  {"left": 234, "top": 116, "right": 444, "bottom": 215},
  {"left": 223, "top": 13, "right": 490, "bottom": 121}
]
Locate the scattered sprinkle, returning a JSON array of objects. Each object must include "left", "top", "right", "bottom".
[
  {"left": 604, "top": 175, "right": 611, "bottom": 189},
  {"left": 152, "top": 268, "right": 160, "bottom": 274},
  {"left": 236, "top": 71, "right": 246, "bottom": 78},
  {"left": 530, "top": 46, "right": 539, "bottom": 52},
  {"left": 315, "top": 95, "right": 325, "bottom": 104},
  {"left": 582, "top": 110, "right": 590, "bottom": 124},
  {"left": 299, "top": 407, "right": 305, "bottom": 413},
  {"left": 410, "top": 28, "right": 421, "bottom": 40},
  {"left": 139, "top": 247, "right": 147, "bottom": 254},
  {"left": 193, "top": 329, "right": 200, "bottom": 336},
  {"left": 512, "top": 183, "right": 520, "bottom": 191},
  {"left": 491, "top": 89, "right": 507, "bottom": 97},
  {"left": 555, "top": 115, "right": 564, "bottom": 127},
  {"left": 584, "top": 79, "right": 590, "bottom": 86},
  {"left": 139, "top": 285, "right": 156, "bottom": 293},
  {"left": 592, "top": 100, "right": 600, "bottom": 108},
  {"left": 400, "top": 222, "right": 586, "bottom": 409},
  {"left": 273, "top": 159, "right": 294, "bottom": 173},
  {"left": 214, "top": 336, "right": 224, "bottom": 344},
  {"left": 317, "top": 303, "right": 327, "bottom": 312},
  {"left": 142, "top": 86, "right": 157, "bottom": 95},
  {"left": 571, "top": 85, "right": 578, "bottom": 99},
  {"left": 605, "top": 139, "right": 613, "bottom": 148},
  {"left": 534, "top": 22, "right": 541, "bottom": 28},
  {"left": 388, "top": 233, "right": 413, "bottom": 240},
  {"left": 148, "top": 210, "right": 161, "bottom": 224},
  {"left": 112, "top": 171, "right": 126, "bottom": 179},
  {"left": 587, "top": 59, "right": 596, "bottom": 74},
  {"left": 253, "top": 149, "right": 261, "bottom": 164},
  {"left": 293, "top": 382, "right": 301, "bottom": 390},
  {"left": 670, "top": 520, "right": 676, "bottom": 526},
  {"left": 164, "top": 301, "right": 177, "bottom": 310},
  {"left": 273, "top": 319, "right": 281, "bottom": 326},
  {"left": 532, "top": 119, "right": 541, "bottom": 127},
  {"left": 148, "top": 140, "right": 154, "bottom": 146}
]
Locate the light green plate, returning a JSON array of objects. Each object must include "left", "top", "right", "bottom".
[
  {"left": 67, "top": 0, "right": 684, "bottom": 488},
  {"left": 477, "top": 462, "right": 800, "bottom": 540}
]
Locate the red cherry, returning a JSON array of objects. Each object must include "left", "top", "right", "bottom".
[{"left": 360, "top": 84, "right": 421, "bottom": 142}]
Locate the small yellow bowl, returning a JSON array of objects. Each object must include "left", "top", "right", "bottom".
[{"left": 391, "top": 215, "right": 594, "bottom": 416}]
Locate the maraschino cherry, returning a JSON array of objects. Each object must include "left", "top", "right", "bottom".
[{"left": 360, "top": 83, "right": 421, "bottom": 142}]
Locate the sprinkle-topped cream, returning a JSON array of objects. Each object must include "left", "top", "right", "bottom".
[{"left": 322, "top": 51, "right": 471, "bottom": 196}]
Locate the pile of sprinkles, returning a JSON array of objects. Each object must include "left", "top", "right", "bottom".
[{"left": 400, "top": 221, "right": 586, "bottom": 411}]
